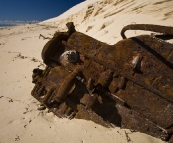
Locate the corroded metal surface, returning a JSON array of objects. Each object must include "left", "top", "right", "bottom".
[{"left": 31, "top": 22, "right": 173, "bottom": 141}]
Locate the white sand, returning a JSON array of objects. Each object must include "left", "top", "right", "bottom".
[{"left": 0, "top": 0, "right": 172, "bottom": 142}]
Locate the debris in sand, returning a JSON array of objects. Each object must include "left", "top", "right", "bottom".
[
  {"left": 37, "top": 62, "right": 45, "bottom": 68},
  {"left": 14, "top": 135, "right": 20, "bottom": 141},
  {"left": 39, "top": 34, "right": 51, "bottom": 40},
  {"left": 15, "top": 53, "right": 25, "bottom": 59},
  {"left": 7, "top": 97, "right": 13, "bottom": 102},
  {"left": 124, "top": 131, "right": 132, "bottom": 142},
  {"left": 31, "top": 57, "right": 39, "bottom": 62}
]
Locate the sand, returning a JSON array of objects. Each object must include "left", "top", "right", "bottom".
[{"left": 0, "top": 0, "right": 173, "bottom": 142}]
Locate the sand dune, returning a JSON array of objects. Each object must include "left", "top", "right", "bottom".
[
  {"left": 0, "top": 0, "right": 173, "bottom": 142},
  {"left": 42, "top": 0, "right": 173, "bottom": 44}
]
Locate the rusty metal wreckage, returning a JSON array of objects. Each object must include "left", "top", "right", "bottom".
[{"left": 31, "top": 22, "right": 173, "bottom": 142}]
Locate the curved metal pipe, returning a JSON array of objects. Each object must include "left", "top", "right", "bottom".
[{"left": 121, "top": 24, "right": 173, "bottom": 39}]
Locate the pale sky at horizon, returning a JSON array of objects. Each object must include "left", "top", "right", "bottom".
[{"left": 0, "top": 0, "right": 84, "bottom": 22}]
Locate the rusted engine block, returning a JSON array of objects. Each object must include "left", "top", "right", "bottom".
[{"left": 32, "top": 22, "right": 173, "bottom": 142}]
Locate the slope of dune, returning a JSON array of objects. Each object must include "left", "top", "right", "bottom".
[
  {"left": 0, "top": 0, "right": 173, "bottom": 143},
  {"left": 42, "top": 0, "right": 173, "bottom": 44}
]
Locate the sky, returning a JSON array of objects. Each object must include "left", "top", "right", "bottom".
[{"left": 0, "top": 0, "right": 84, "bottom": 22}]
